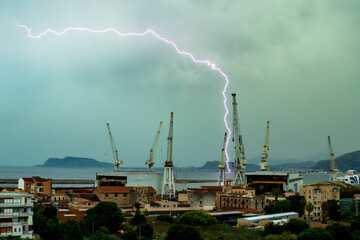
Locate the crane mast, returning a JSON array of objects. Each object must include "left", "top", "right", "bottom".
[
  {"left": 218, "top": 132, "right": 228, "bottom": 186},
  {"left": 145, "top": 121, "right": 163, "bottom": 170},
  {"left": 328, "top": 136, "right": 338, "bottom": 181},
  {"left": 162, "top": 112, "right": 175, "bottom": 198},
  {"left": 232, "top": 93, "right": 248, "bottom": 185},
  {"left": 106, "top": 123, "right": 123, "bottom": 171},
  {"left": 165, "top": 113, "right": 174, "bottom": 168},
  {"left": 259, "top": 121, "right": 270, "bottom": 171}
]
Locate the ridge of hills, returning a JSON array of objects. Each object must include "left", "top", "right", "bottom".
[{"left": 35, "top": 150, "right": 360, "bottom": 171}]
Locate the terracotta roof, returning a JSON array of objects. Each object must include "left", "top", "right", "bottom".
[
  {"left": 146, "top": 186, "right": 156, "bottom": 193},
  {"left": 21, "top": 177, "right": 51, "bottom": 182},
  {"left": 200, "top": 186, "right": 223, "bottom": 191},
  {"left": 96, "top": 186, "right": 131, "bottom": 193}
]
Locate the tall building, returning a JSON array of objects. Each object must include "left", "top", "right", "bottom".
[
  {"left": 0, "top": 192, "right": 33, "bottom": 238},
  {"left": 300, "top": 181, "right": 340, "bottom": 221}
]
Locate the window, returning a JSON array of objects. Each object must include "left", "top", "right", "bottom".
[
  {"left": 105, "top": 194, "right": 108, "bottom": 197},
  {"left": 115, "top": 194, "right": 118, "bottom": 197}
]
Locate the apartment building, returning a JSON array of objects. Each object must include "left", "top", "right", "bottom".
[
  {"left": 93, "top": 186, "right": 156, "bottom": 207},
  {"left": 219, "top": 194, "right": 286, "bottom": 212},
  {"left": 300, "top": 181, "right": 340, "bottom": 221},
  {"left": 0, "top": 192, "right": 33, "bottom": 238},
  {"left": 18, "top": 176, "right": 52, "bottom": 198}
]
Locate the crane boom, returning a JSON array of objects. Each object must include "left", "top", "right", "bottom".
[
  {"left": 259, "top": 121, "right": 270, "bottom": 171},
  {"left": 232, "top": 93, "right": 247, "bottom": 185},
  {"left": 328, "top": 136, "right": 338, "bottom": 181},
  {"left": 106, "top": 123, "right": 123, "bottom": 170},
  {"left": 145, "top": 121, "right": 163, "bottom": 170}
]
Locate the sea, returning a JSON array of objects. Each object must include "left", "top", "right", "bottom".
[{"left": 0, "top": 166, "right": 331, "bottom": 191}]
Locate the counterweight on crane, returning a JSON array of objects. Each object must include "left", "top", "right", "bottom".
[
  {"left": 106, "top": 123, "right": 123, "bottom": 171},
  {"left": 218, "top": 132, "right": 228, "bottom": 186},
  {"left": 231, "top": 93, "right": 248, "bottom": 186},
  {"left": 145, "top": 121, "right": 163, "bottom": 170},
  {"left": 328, "top": 136, "right": 338, "bottom": 181},
  {"left": 259, "top": 121, "right": 270, "bottom": 171}
]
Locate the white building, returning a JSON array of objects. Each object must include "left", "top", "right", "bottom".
[{"left": 0, "top": 192, "right": 33, "bottom": 238}]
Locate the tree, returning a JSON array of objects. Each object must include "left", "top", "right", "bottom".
[
  {"left": 265, "top": 200, "right": 292, "bottom": 214},
  {"left": 266, "top": 231, "right": 297, "bottom": 240},
  {"left": 33, "top": 205, "right": 61, "bottom": 239},
  {"left": 157, "top": 215, "right": 174, "bottom": 223},
  {"left": 326, "top": 222, "right": 353, "bottom": 240},
  {"left": 90, "top": 226, "right": 112, "bottom": 240},
  {"left": 351, "top": 215, "right": 360, "bottom": 232},
  {"left": 340, "top": 186, "right": 360, "bottom": 199},
  {"left": 327, "top": 200, "right": 341, "bottom": 221},
  {"left": 305, "top": 202, "right": 314, "bottom": 220},
  {"left": 166, "top": 224, "right": 201, "bottom": 240},
  {"left": 271, "top": 188, "right": 282, "bottom": 203},
  {"left": 298, "top": 227, "right": 334, "bottom": 240},
  {"left": 60, "top": 221, "right": 83, "bottom": 240},
  {"left": 177, "top": 211, "right": 218, "bottom": 227},
  {"left": 321, "top": 201, "right": 329, "bottom": 223},
  {"left": 131, "top": 202, "right": 147, "bottom": 226},
  {"left": 138, "top": 223, "right": 153, "bottom": 240},
  {"left": 85, "top": 201, "right": 124, "bottom": 233},
  {"left": 285, "top": 218, "right": 310, "bottom": 235},
  {"left": 264, "top": 222, "right": 285, "bottom": 236},
  {"left": 287, "top": 195, "right": 306, "bottom": 217}
]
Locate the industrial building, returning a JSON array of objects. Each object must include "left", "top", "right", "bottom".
[{"left": 246, "top": 171, "right": 303, "bottom": 194}]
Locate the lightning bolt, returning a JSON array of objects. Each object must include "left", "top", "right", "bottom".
[{"left": 16, "top": 22, "right": 233, "bottom": 172}]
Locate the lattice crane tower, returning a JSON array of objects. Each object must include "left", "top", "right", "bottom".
[
  {"left": 161, "top": 112, "right": 175, "bottom": 198},
  {"left": 231, "top": 93, "right": 248, "bottom": 186}
]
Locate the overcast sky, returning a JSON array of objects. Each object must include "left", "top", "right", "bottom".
[{"left": 0, "top": 1, "right": 359, "bottom": 168}]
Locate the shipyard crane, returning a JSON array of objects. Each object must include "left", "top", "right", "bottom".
[
  {"left": 145, "top": 121, "right": 163, "bottom": 170},
  {"left": 328, "top": 136, "right": 338, "bottom": 181},
  {"left": 259, "top": 121, "right": 270, "bottom": 171},
  {"left": 106, "top": 123, "right": 123, "bottom": 171},
  {"left": 231, "top": 93, "right": 248, "bottom": 186},
  {"left": 162, "top": 112, "right": 175, "bottom": 198},
  {"left": 218, "top": 132, "right": 228, "bottom": 186}
]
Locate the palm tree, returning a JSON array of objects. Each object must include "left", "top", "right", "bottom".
[
  {"left": 271, "top": 188, "right": 282, "bottom": 203},
  {"left": 305, "top": 202, "right": 314, "bottom": 220},
  {"left": 321, "top": 201, "right": 329, "bottom": 223},
  {"left": 300, "top": 198, "right": 306, "bottom": 217}
]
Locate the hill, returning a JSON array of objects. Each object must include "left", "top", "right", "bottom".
[
  {"left": 314, "top": 150, "right": 360, "bottom": 171},
  {"left": 35, "top": 156, "right": 113, "bottom": 168}
]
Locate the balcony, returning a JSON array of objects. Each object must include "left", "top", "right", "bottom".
[
  {"left": 0, "top": 221, "right": 29, "bottom": 227},
  {"left": 0, "top": 232, "right": 12, "bottom": 237},
  {"left": 0, "top": 212, "right": 32, "bottom": 218},
  {"left": 0, "top": 202, "right": 34, "bottom": 208}
]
